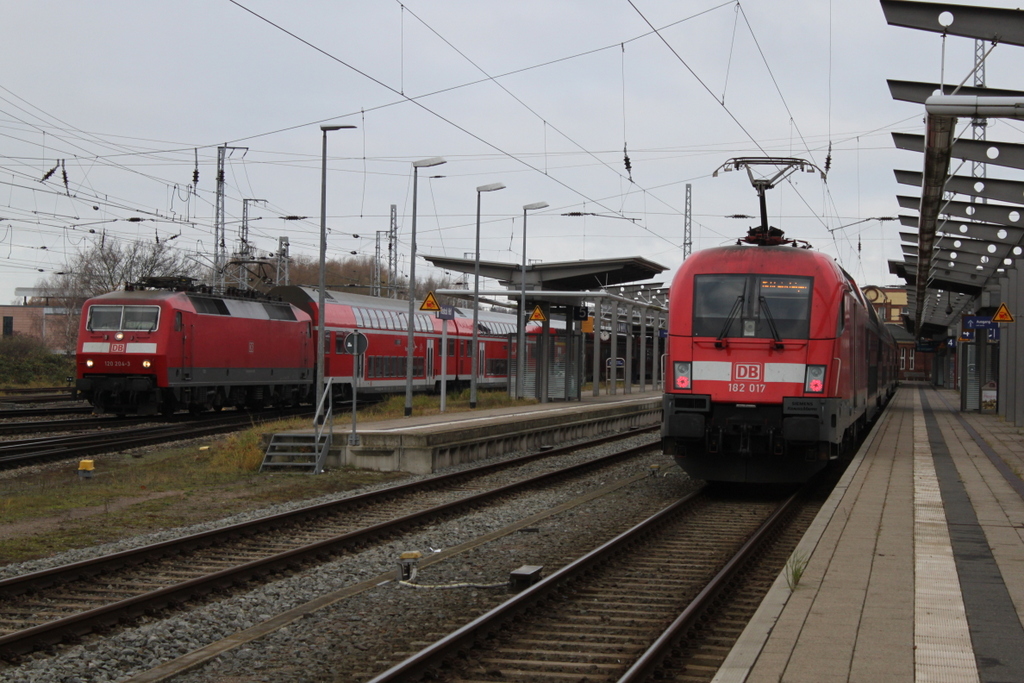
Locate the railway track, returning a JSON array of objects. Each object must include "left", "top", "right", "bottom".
[
  {"left": 0, "top": 406, "right": 94, "bottom": 420},
  {"left": 0, "top": 428, "right": 660, "bottom": 663},
  {"left": 0, "top": 415, "right": 146, "bottom": 437},
  {"left": 370, "top": 479, "right": 822, "bottom": 683},
  {"left": 0, "top": 393, "right": 79, "bottom": 405},
  {"left": 0, "top": 408, "right": 310, "bottom": 469}
]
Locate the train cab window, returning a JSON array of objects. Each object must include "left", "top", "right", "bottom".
[
  {"left": 87, "top": 305, "right": 160, "bottom": 331},
  {"left": 175, "top": 312, "right": 182, "bottom": 332},
  {"left": 693, "top": 274, "right": 811, "bottom": 340},
  {"left": 87, "top": 306, "right": 124, "bottom": 330}
]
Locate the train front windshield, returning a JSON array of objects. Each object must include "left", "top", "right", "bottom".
[
  {"left": 693, "top": 274, "right": 812, "bottom": 339},
  {"left": 87, "top": 305, "right": 160, "bottom": 331}
]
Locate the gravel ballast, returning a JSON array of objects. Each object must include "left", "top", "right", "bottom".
[{"left": 1, "top": 433, "right": 696, "bottom": 683}]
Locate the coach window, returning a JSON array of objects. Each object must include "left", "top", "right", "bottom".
[{"left": 335, "top": 332, "right": 345, "bottom": 354}]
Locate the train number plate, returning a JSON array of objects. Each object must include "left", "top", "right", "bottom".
[{"left": 728, "top": 383, "right": 767, "bottom": 393}]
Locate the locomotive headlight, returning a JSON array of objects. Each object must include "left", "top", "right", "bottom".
[
  {"left": 86, "top": 359, "right": 94, "bottom": 368},
  {"left": 142, "top": 360, "right": 152, "bottom": 368},
  {"left": 114, "top": 332, "right": 124, "bottom": 341},
  {"left": 804, "top": 365, "right": 826, "bottom": 393},
  {"left": 673, "top": 361, "right": 692, "bottom": 390}
]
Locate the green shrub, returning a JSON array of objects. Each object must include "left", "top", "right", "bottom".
[{"left": 0, "top": 334, "right": 74, "bottom": 386}]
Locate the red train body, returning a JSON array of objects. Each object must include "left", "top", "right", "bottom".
[
  {"left": 75, "top": 289, "right": 314, "bottom": 415},
  {"left": 271, "top": 286, "right": 522, "bottom": 398},
  {"left": 661, "top": 241, "right": 897, "bottom": 483},
  {"left": 75, "top": 284, "right": 529, "bottom": 415}
]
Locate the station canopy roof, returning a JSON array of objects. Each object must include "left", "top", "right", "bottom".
[
  {"left": 423, "top": 255, "right": 667, "bottom": 308},
  {"left": 882, "top": 0, "right": 1024, "bottom": 337}
]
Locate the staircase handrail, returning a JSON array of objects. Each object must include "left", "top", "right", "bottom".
[{"left": 312, "top": 378, "right": 334, "bottom": 474}]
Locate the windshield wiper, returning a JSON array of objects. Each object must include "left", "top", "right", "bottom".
[
  {"left": 715, "top": 295, "right": 744, "bottom": 348},
  {"left": 758, "top": 296, "right": 784, "bottom": 349}
]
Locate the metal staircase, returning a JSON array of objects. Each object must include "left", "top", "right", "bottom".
[{"left": 260, "top": 380, "right": 334, "bottom": 474}]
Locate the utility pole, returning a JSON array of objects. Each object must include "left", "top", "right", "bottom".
[
  {"left": 234, "top": 198, "right": 265, "bottom": 290},
  {"left": 214, "top": 144, "right": 247, "bottom": 293},
  {"left": 389, "top": 204, "right": 398, "bottom": 298},
  {"left": 275, "top": 236, "right": 290, "bottom": 286}
]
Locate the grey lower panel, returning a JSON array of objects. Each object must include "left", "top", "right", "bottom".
[{"left": 169, "top": 367, "right": 309, "bottom": 386}]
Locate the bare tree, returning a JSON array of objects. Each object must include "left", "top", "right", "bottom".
[{"left": 34, "top": 235, "right": 203, "bottom": 353}]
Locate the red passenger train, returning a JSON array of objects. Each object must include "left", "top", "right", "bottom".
[
  {"left": 75, "top": 279, "right": 528, "bottom": 415},
  {"left": 661, "top": 226, "right": 897, "bottom": 483}
]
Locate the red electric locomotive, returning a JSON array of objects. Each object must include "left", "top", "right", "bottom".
[
  {"left": 76, "top": 279, "right": 314, "bottom": 415},
  {"left": 661, "top": 224, "right": 897, "bottom": 484}
]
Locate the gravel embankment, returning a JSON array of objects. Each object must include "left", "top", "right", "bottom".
[{"left": 1, "top": 433, "right": 696, "bottom": 683}]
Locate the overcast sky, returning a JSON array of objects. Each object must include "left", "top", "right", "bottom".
[{"left": 2, "top": 0, "right": 1021, "bottom": 306}]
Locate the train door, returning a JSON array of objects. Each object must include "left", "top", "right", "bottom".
[
  {"left": 183, "top": 317, "right": 193, "bottom": 381},
  {"left": 426, "top": 339, "right": 435, "bottom": 382},
  {"left": 478, "top": 341, "right": 486, "bottom": 378}
]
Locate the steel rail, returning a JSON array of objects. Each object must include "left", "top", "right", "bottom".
[
  {"left": 0, "top": 409, "right": 311, "bottom": 468},
  {"left": 0, "top": 406, "right": 93, "bottom": 419},
  {"left": 367, "top": 481, "right": 806, "bottom": 683},
  {"left": 0, "top": 430, "right": 658, "bottom": 659},
  {"left": 366, "top": 486, "right": 709, "bottom": 683},
  {"left": 617, "top": 486, "right": 803, "bottom": 682}
]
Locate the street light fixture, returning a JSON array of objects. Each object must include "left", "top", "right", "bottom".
[
  {"left": 470, "top": 182, "right": 506, "bottom": 409},
  {"left": 316, "top": 124, "right": 355, "bottom": 421},
  {"left": 405, "top": 157, "right": 447, "bottom": 417},
  {"left": 518, "top": 201, "right": 548, "bottom": 400}
]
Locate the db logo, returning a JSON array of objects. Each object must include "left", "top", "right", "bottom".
[
  {"left": 111, "top": 343, "right": 126, "bottom": 353},
  {"left": 733, "top": 363, "right": 762, "bottom": 381}
]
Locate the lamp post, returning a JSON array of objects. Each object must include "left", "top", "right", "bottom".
[
  {"left": 518, "top": 201, "right": 548, "bottom": 399},
  {"left": 404, "top": 157, "right": 447, "bottom": 417},
  {"left": 316, "top": 124, "right": 355, "bottom": 421},
  {"left": 470, "top": 182, "right": 506, "bottom": 409}
]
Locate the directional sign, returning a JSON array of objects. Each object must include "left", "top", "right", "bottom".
[
  {"left": 343, "top": 331, "right": 368, "bottom": 355},
  {"left": 993, "top": 302, "right": 1015, "bottom": 323},
  {"left": 964, "top": 316, "right": 999, "bottom": 330},
  {"left": 420, "top": 291, "right": 441, "bottom": 312},
  {"left": 529, "top": 305, "right": 546, "bottom": 322}
]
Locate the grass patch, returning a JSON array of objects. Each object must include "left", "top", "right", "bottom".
[
  {"left": 785, "top": 551, "right": 810, "bottom": 591},
  {"left": 0, "top": 389, "right": 534, "bottom": 566}
]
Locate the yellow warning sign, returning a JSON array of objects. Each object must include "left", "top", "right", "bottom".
[
  {"left": 992, "top": 302, "right": 1015, "bottom": 323},
  {"left": 529, "top": 305, "right": 546, "bottom": 322},
  {"left": 419, "top": 291, "right": 441, "bottom": 312}
]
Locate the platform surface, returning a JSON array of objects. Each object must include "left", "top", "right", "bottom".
[
  {"left": 714, "top": 384, "right": 1024, "bottom": 683},
  {"left": 342, "top": 385, "right": 664, "bottom": 434}
]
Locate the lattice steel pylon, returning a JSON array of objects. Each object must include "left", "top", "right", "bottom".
[
  {"left": 972, "top": 38, "right": 988, "bottom": 187},
  {"left": 684, "top": 183, "right": 692, "bottom": 259}
]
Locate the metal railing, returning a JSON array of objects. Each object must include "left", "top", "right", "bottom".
[{"left": 312, "top": 378, "right": 335, "bottom": 474}]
